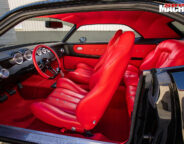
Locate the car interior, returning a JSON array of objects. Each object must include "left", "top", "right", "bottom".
[{"left": 0, "top": 10, "right": 184, "bottom": 143}]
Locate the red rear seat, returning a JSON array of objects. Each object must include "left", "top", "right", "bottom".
[{"left": 125, "top": 39, "right": 184, "bottom": 117}]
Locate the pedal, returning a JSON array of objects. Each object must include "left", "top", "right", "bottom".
[
  {"left": 6, "top": 89, "right": 16, "bottom": 96},
  {"left": 84, "top": 130, "right": 94, "bottom": 137},
  {"left": 17, "top": 82, "right": 23, "bottom": 89},
  {"left": 0, "top": 94, "right": 8, "bottom": 103}
]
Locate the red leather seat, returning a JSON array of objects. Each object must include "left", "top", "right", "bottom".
[
  {"left": 31, "top": 31, "right": 135, "bottom": 132},
  {"left": 125, "top": 39, "right": 184, "bottom": 117},
  {"left": 66, "top": 30, "right": 123, "bottom": 84}
]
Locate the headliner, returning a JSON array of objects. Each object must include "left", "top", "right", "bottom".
[{"left": 43, "top": 11, "right": 179, "bottom": 39}]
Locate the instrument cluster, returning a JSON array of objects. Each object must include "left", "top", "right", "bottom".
[
  {"left": 0, "top": 47, "right": 52, "bottom": 79},
  {"left": 9, "top": 48, "right": 50, "bottom": 65}
]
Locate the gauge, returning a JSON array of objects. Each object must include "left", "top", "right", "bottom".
[
  {"left": 0, "top": 68, "right": 10, "bottom": 79},
  {"left": 42, "top": 48, "right": 47, "bottom": 54},
  {"left": 46, "top": 49, "right": 51, "bottom": 53},
  {"left": 10, "top": 53, "right": 23, "bottom": 65},
  {"left": 24, "top": 50, "right": 32, "bottom": 61},
  {"left": 37, "top": 48, "right": 42, "bottom": 56},
  {"left": 13, "top": 53, "right": 23, "bottom": 64}
]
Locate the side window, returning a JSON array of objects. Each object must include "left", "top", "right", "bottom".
[
  {"left": 67, "top": 24, "right": 141, "bottom": 43},
  {"left": 171, "top": 21, "right": 184, "bottom": 35}
]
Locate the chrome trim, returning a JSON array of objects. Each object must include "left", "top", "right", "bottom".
[
  {"left": 76, "top": 47, "right": 83, "bottom": 51},
  {"left": 10, "top": 53, "right": 23, "bottom": 65},
  {"left": 60, "top": 48, "right": 65, "bottom": 53},
  {"left": 24, "top": 50, "right": 32, "bottom": 61}
]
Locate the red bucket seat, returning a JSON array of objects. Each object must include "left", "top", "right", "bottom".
[
  {"left": 31, "top": 31, "right": 135, "bottom": 132},
  {"left": 125, "top": 39, "right": 184, "bottom": 117},
  {"left": 66, "top": 30, "right": 123, "bottom": 84}
]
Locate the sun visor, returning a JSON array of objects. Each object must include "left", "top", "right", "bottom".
[{"left": 61, "top": 15, "right": 81, "bottom": 26}]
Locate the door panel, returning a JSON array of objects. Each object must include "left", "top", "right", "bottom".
[
  {"left": 63, "top": 43, "right": 157, "bottom": 70},
  {"left": 129, "top": 44, "right": 156, "bottom": 67},
  {"left": 73, "top": 44, "right": 107, "bottom": 56},
  {"left": 63, "top": 43, "right": 107, "bottom": 70},
  {"left": 131, "top": 45, "right": 156, "bottom": 58}
]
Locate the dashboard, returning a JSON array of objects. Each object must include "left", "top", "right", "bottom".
[{"left": 0, "top": 44, "right": 58, "bottom": 81}]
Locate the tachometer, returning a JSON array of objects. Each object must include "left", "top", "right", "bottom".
[{"left": 10, "top": 52, "right": 24, "bottom": 65}]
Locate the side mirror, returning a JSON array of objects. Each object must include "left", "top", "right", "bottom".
[{"left": 45, "top": 21, "right": 63, "bottom": 29}]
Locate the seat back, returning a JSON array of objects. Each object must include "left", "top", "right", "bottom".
[
  {"left": 140, "top": 40, "right": 184, "bottom": 70},
  {"left": 94, "top": 29, "right": 122, "bottom": 71},
  {"left": 76, "top": 32, "right": 135, "bottom": 130}
]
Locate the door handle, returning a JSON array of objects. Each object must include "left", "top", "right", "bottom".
[{"left": 76, "top": 47, "right": 83, "bottom": 51}]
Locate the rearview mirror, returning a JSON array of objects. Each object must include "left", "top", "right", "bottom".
[{"left": 45, "top": 21, "right": 63, "bottom": 29}]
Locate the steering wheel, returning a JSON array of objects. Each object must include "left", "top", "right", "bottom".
[{"left": 32, "top": 45, "right": 64, "bottom": 79}]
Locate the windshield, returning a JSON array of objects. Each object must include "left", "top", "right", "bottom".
[
  {"left": 0, "top": 17, "right": 73, "bottom": 48},
  {"left": 0, "top": 0, "right": 46, "bottom": 14},
  {"left": 0, "top": 0, "right": 71, "bottom": 47}
]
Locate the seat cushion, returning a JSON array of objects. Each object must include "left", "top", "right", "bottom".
[
  {"left": 66, "top": 68, "right": 93, "bottom": 84},
  {"left": 57, "top": 78, "right": 88, "bottom": 95},
  {"left": 123, "top": 65, "right": 139, "bottom": 117},
  {"left": 125, "top": 85, "right": 137, "bottom": 117},
  {"left": 46, "top": 88, "right": 85, "bottom": 114},
  {"left": 124, "top": 64, "right": 139, "bottom": 86},
  {"left": 77, "top": 63, "right": 94, "bottom": 71},
  {"left": 31, "top": 88, "right": 86, "bottom": 132},
  {"left": 31, "top": 102, "right": 84, "bottom": 132}
]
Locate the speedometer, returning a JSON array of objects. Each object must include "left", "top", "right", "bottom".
[
  {"left": 24, "top": 50, "right": 32, "bottom": 61},
  {"left": 42, "top": 48, "right": 47, "bottom": 54},
  {"left": 36, "top": 49, "right": 42, "bottom": 56}
]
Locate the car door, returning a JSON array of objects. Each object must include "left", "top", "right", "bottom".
[{"left": 62, "top": 24, "right": 157, "bottom": 70}]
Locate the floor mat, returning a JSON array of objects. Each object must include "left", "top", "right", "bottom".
[
  {"left": 0, "top": 89, "right": 37, "bottom": 128},
  {"left": 93, "top": 86, "right": 130, "bottom": 142},
  {"left": 0, "top": 85, "right": 129, "bottom": 143}
]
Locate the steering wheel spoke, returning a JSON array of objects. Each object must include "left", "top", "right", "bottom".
[{"left": 48, "top": 66, "right": 57, "bottom": 75}]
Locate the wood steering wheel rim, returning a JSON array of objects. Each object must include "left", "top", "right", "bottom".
[{"left": 32, "top": 45, "right": 62, "bottom": 79}]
